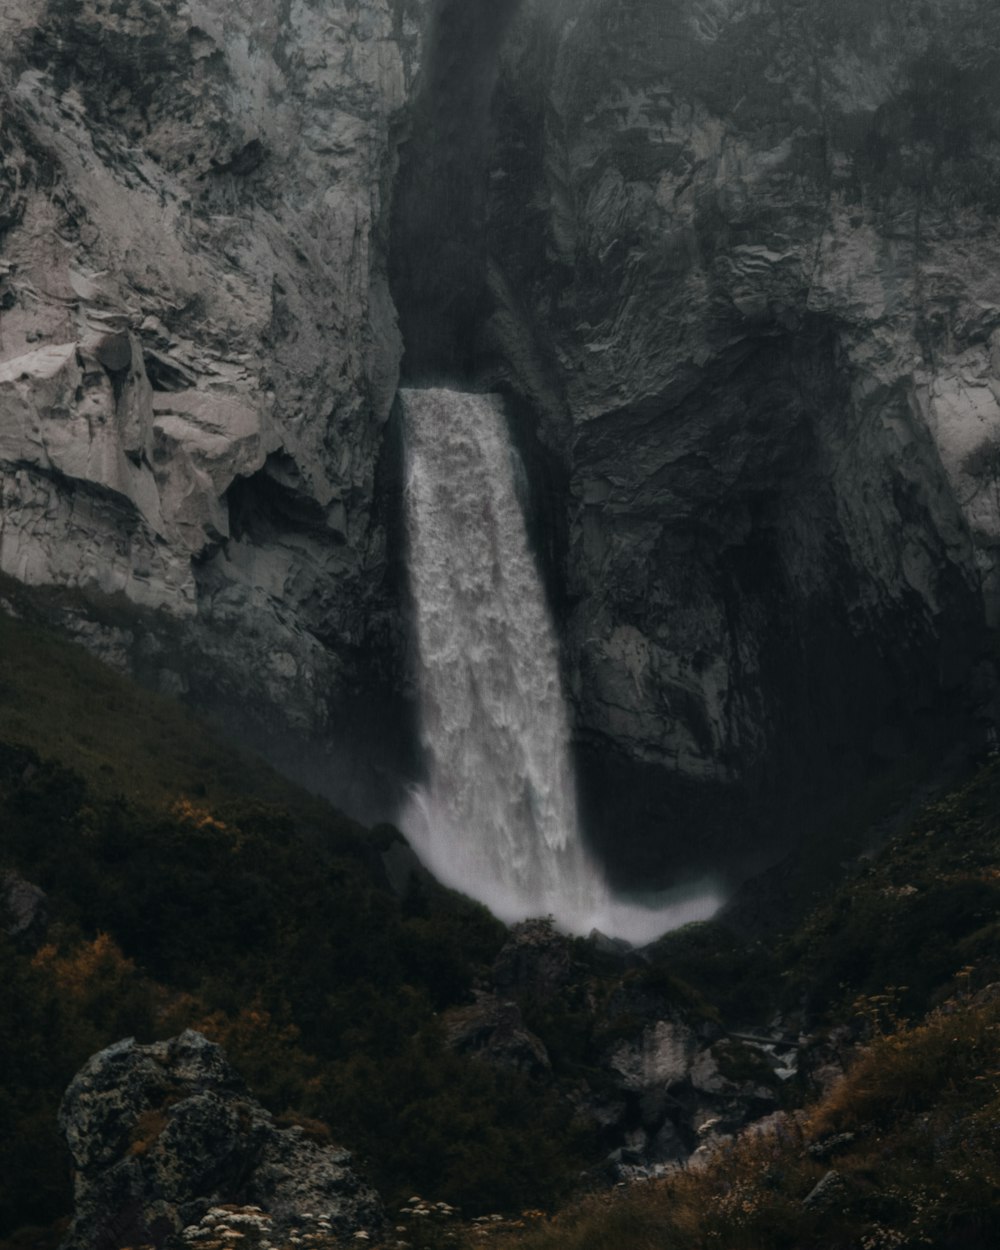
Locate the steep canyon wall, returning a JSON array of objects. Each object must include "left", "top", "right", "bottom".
[
  {"left": 0, "top": 0, "right": 429, "bottom": 817},
  {"left": 2, "top": 0, "right": 1000, "bottom": 888},
  {"left": 475, "top": 0, "right": 1000, "bottom": 884}
]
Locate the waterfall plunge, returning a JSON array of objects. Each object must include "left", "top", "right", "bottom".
[{"left": 399, "top": 388, "right": 721, "bottom": 942}]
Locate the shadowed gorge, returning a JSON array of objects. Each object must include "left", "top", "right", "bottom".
[{"left": 389, "top": 0, "right": 524, "bottom": 380}]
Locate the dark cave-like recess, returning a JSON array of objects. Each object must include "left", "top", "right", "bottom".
[{"left": 389, "top": 0, "right": 524, "bottom": 382}]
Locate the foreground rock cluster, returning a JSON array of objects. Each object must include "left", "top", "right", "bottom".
[
  {"left": 441, "top": 919, "right": 808, "bottom": 1181},
  {"left": 59, "top": 1030, "right": 383, "bottom": 1250}
]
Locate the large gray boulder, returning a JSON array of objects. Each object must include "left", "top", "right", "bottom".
[{"left": 58, "top": 1030, "right": 383, "bottom": 1250}]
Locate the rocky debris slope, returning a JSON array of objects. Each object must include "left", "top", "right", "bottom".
[
  {"left": 0, "top": 0, "right": 427, "bottom": 815},
  {"left": 444, "top": 920, "right": 802, "bottom": 1182},
  {"left": 58, "top": 1029, "right": 383, "bottom": 1250},
  {"left": 472, "top": 0, "right": 1000, "bottom": 881}
]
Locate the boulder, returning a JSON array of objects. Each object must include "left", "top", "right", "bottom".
[
  {"left": 492, "top": 919, "right": 574, "bottom": 999},
  {"left": 58, "top": 1030, "right": 382, "bottom": 1250},
  {"left": 802, "top": 1168, "right": 847, "bottom": 1211}
]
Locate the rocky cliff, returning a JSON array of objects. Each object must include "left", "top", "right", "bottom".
[
  {"left": 0, "top": 0, "right": 427, "bottom": 818},
  {"left": 3, "top": 0, "right": 1000, "bottom": 889},
  {"left": 470, "top": 0, "right": 1000, "bottom": 883}
]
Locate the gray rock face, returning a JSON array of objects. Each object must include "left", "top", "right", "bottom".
[
  {"left": 58, "top": 1029, "right": 383, "bottom": 1250},
  {"left": 4, "top": 0, "right": 1000, "bottom": 885},
  {"left": 0, "top": 0, "right": 428, "bottom": 818},
  {"left": 471, "top": 0, "right": 1000, "bottom": 881},
  {"left": 591, "top": 985, "right": 786, "bottom": 1178}
]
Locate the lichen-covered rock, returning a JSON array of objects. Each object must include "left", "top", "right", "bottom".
[
  {"left": 608, "top": 1018, "right": 697, "bottom": 1094},
  {"left": 58, "top": 1030, "right": 383, "bottom": 1250}
]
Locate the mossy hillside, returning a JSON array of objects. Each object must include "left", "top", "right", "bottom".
[
  {"left": 781, "top": 757, "right": 1000, "bottom": 1022},
  {"left": 0, "top": 609, "right": 594, "bottom": 1244},
  {"left": 641, "top": 758, "right": 1000, "bottom": 1035},
  {"left": 0, "top": 593, "right": 350, "bottom": 824}
]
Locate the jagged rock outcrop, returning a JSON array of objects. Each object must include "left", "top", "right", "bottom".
[
  {"left": 443, "top": 993, "right": 552, "bottom": 1076},
  {"left": 590, "top": 972, "right": 789, "bottom": 1178},
  {"left": 491, "top": 918, "right": 576, "bottom": 998},
  {"left": 58, "top": 1029, "right": 383, "bottom": 1250},
  {"left": 0, "top": 0, "right": 427, "bottom": 819}
]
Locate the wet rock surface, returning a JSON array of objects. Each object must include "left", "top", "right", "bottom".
[
  {"left": 58, "top": 1029, "right": 383, "bottom": 1250},
  {"left": 0, "top": 0, "right": 429, "bottom": 821}
]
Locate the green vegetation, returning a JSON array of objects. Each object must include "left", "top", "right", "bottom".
[
  {"left": 471, "top": 989, "right": 1000, "bottom": 1250},
  {"left": 0, "top": 590, "right": 349, "bottom": 817},
  {"left": 3, "top": 598, "right": 1000, "bottom": 1250},
  {"left": 782, "top": 759, "right": 1000, "bottom": 1022},
  {"left": 0, "top": 609, "right": 589, "bottom": 1245}
]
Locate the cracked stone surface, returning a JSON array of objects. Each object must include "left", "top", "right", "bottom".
[{"left": 58, "top": 1030, "right": 383, "bottom": 1250}]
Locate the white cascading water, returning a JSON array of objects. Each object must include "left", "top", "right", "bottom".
[{"left": 399, "top": 388, "right": 721, "bottom": 942}]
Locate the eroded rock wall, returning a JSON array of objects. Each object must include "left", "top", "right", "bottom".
[
  {"left": 475, "top": 0, "right": 1000, "bottom": 882},
  {"left": 0, "top": 0, "right": 427, "bottom": 815}
]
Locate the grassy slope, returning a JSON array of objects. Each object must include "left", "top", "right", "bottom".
[
  {"left": 461, "top": 762, "right": 1000, "bottom": 1250},
  {"left": 0, "top": 607, "right": 592, "bottom": 1245},
  {"left": 0, "top": 601, "right": 349, "bottom": 823},
  {"left": 4, "top": 599, "right": 1000, "bottom": 1249}
]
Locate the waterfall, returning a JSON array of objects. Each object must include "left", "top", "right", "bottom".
[{"left": 399, "top": 387, "right": 722, "bottom": 940}]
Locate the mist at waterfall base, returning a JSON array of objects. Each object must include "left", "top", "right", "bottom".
[{"left": 398, "top": 388, "right": 723, "bottom": 945}]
